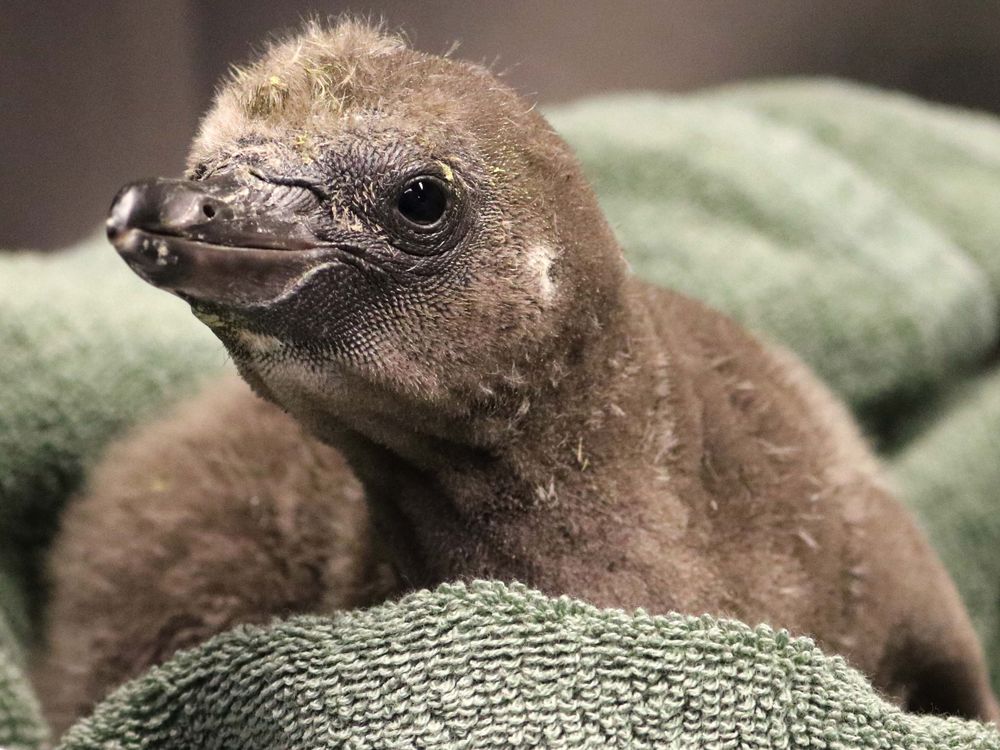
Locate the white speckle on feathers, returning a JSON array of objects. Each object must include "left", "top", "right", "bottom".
[
  {"left": 236, "top": 329, "right": 283, "bottom": 353},
  {"left": 526, "top": 243, "right": 556, "bottom": 303}
]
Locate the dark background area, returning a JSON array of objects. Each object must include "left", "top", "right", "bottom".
[{"left": 3, "top": 0, "right": 1000, "bottom": 250}]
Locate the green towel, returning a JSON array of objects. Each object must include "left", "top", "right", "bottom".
[
  {"left": 0, "top": 557, "right": 41, "bottom": 750},
  {"left": 713, "top": 78, "right": 1000, "bottom": 295},
  {"left": 891, "top": 368, "right": 1000, "bottom": 697},
  {"left": 5, "top": 79, "right": 1000, "bottom": 746},
  {"left": 0, "top": 649, "right": 46, "bottom": 750},
  {"left": 1, "top": 573, "right": 45, "bottom": 750},
  {"left": 549, "top": 93, "right": 997, "bottom": 419},
  {"left": 58, "top": 581, "right": 1000, "bottom": 750}
]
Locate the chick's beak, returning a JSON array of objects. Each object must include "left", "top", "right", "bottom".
[{"left": 107, "top": 174, "right": 330, "bottom": 308}]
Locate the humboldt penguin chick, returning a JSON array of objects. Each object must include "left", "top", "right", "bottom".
[
  {"left": 108, "top": 21, "right": 997, "bottom": 719},
  {"left": 35, "top": 374, "right": 396, "bottom": 734}
]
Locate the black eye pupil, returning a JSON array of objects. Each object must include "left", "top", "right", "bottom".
[{"left": 398, "top": 178, "right": 448, "bottom": 226}]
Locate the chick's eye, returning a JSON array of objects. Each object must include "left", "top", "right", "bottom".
[{"left": 397, "top": 176, "right": 450, "bottom": 226}]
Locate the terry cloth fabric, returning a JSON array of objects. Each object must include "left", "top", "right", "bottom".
[
  {"left": 3, "top": 79, "right": 1000, "bottom": 747},
  {"left": 57, "top": 581, "right": 1000, "bottom": 750},
  {"left": 711, "top": 78, "right": 1000, "bottom": 297},
  {"left": 892, "top": 367, "right": 1000, "bottom": 701},
  {"left": 548, "top": 89, "right": 999, "bottom": 417},
  {"left": 1, "top": 566, "right": 45, "bottom": 750},
  {"left": 0, "top": 647, "right": 46, "bottom": 750}
]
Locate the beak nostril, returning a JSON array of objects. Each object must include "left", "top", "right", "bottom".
[{"left": 202, "top": 203, "right": 217, "bottom": 219}]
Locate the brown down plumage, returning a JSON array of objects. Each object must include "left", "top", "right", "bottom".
[{"left": 38, "top": 19, "right": 999, "bottom": 733}]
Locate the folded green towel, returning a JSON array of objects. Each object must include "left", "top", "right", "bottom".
[
  {"left": 1, "top": 584, "right": 45, "bottom": 750},
  {"left": 0, "top": 564, "right": 42, "bottom": 750},
  {"left": 891, "top": 367, "right": 1000, "bottom": 696},
  {"left": 58, "top": 581, "right": 1000, "bottom": 750},
  {"left": 713, "top": 79, "right": 1000, "bottom": 295},
  {"left": 549, "top": 91, "right": 997, "bottom": 418},
  {"left": 0, "top": 648, "right": 46, "bottom": 750},
  {"left": 0, "top": 652, "right": 46, "bottom": 750},
  {"left": 5, "top": 79, "right": 1000, "bottom": 747}
]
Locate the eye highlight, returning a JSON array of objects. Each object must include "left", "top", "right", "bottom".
[{"left": 396, "top": 176, "right": 450, "bottom": 227}]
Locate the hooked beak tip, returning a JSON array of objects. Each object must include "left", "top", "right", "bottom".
[{"left": 105, "top": 174, "right": 350, "bottom": 309}]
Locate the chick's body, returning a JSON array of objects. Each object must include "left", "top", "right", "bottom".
[
  {"left": 40, "top": 19, "right": 999, "bottom": 731},
  {"left": 35, "top": 375, "right": 396, "bottom": 734}
]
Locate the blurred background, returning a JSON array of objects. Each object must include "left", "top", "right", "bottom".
[{"left": 3, "top": 0, "right": 1000, "bottom": 250}]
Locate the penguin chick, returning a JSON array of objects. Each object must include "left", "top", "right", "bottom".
[
  {"left": 34, "top": 374, "right": 397, "bottom": 735},
  {"left": 107, "top": 20, "right": 998, "bottom": 720}
]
